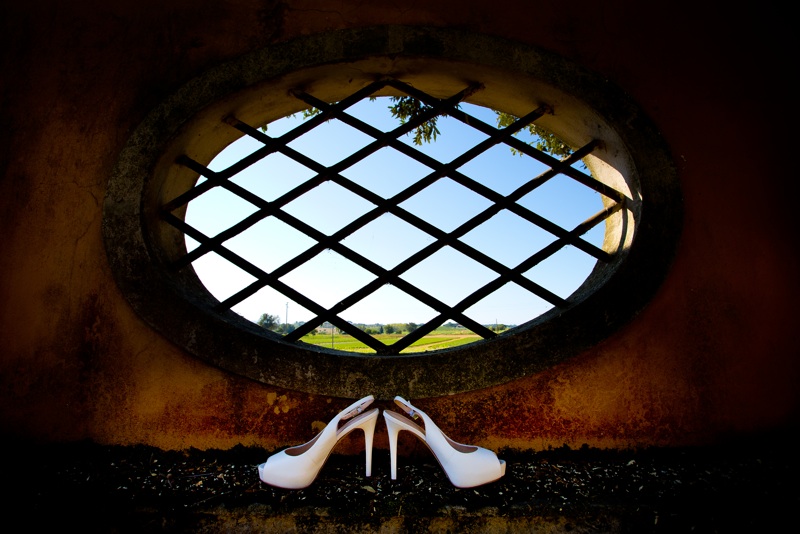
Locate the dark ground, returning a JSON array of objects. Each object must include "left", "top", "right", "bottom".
[{"left": 7, "top": 433, "right": 798, "bottom": 533}]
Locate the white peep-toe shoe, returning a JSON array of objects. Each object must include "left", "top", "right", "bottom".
[
  {"left": 384, "top": 396, "right": 506, "bottom": 488},
  {"left": 257, "top": 395, "right": 379, "bottom": 489}
]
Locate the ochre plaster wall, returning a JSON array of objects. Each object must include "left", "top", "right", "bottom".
[{"left": 1, "top": 0, "right": 798, "bottom": 452}]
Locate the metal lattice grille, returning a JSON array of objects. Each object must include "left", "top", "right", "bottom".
[{"left": 161, "top": 79, "right": 626, "bottom": 355}]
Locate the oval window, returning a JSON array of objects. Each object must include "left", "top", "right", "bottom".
[{"left": 103, "top": 27, "right": 681, "bottom": 398}]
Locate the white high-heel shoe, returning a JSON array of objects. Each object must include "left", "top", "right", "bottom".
[
  {"left": 257, "top": 395, "right": 379, "bottom": 489},
  {"left": 384, "top": 396, "right": 506, "bottom": 488}
]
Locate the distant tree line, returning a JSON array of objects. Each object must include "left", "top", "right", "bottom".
[
  {"left": 256, "top": 314, "right": 424, "bottom": 336},
  {"left": 256, "top": 314, "right": 512, "bottom": 336},
  {"left": 256, "top": 313, "right": 304, "bottom": 334},
  {"left": 359, "top": 322, "right": 419, "bottom": 335}
]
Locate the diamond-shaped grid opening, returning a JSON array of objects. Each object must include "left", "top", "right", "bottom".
[
  {"left": 518, "top": 173, "right": 605, "bottom": 233},
  {"left": 341, "top": 213, "right": 432, "bottom": 270},
  {"left": 261, "top": 112, "right": 308, "bottom": 138},
  {"left": 206, "top": 135, "right": 265, "bottom": 173},
  {"left": 286, "top": 117, "right": 375, "bottom": 167},
  {"left": 278, "top": 250, "right": 377, "bottom": 310},
  {"left": 281, "top": 181, "right": 375, "bottom": 235},
  {"left": 399, "top": 335, "right": 475, "bottom": 354},
  {"left": 457, "top": 142, "right": 551, "bottom": 196},
  {"left": 396, "top": 107, "right": 490, "bottom": 160},
  {"left": 461, "top": 102, "right": 504, "bottom": 125},
  {"left": 345, "top": 97, "right": 406, "bottom": 132},
  {"left": 581, "top": 221, "right": 605, "bottom": 249},
  {"left": 342, "top": 284, "right": 436, "bottom": 326},
  {"left": 399, "top": 246, "right": 499, "bottom": 307},
  {"left": 463, "top": 281, "right": 554, "bottom": 328},
  {"left": 224, "top": 217, "right": 316, "bottom": 273},
  {"left": 229, "top": 152, "right": 317, "bottom": 202},
  {"left": 460, "top": 209, "right": 556, "bottom": 267},
  {"left": 231, "top": 285, "right": 314, "bottom": 331},
  {"left": 183, "top": 182, "right": 259, "bottom": 238},
  {"left": 399, "top": 177, "right": 494, "bottom": 233},
  {"left": 397, "top": 319, "right": 484, "bottom": 355},
  {"left": 524, "top": 244, "right": 599, "bottom": 298},
  {"left": 340, "top": 146, "right": 431, "bottom": 198},
  {"left": 189, "top": 251, "right": 257, "bottom": 303}
]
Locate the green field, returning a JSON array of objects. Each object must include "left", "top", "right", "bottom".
[{"left": 301, "top": 330, "right": 482, "bottom": 353}]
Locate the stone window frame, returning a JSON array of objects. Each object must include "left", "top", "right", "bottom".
[{"left": 103, "top": 26, "right": 682, "bottom": 399}]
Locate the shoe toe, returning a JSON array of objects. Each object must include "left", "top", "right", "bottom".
[
  {"left": 257, "top": 451, "right": 314, "bottom": 489},
  {"left": 447, "top": 448, "right": 507, "bottom": 488},
  {"left": 257, "top": 452, "right": 289, "bottom": 486}
]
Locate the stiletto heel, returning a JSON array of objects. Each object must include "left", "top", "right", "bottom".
[
  {"left": 385, "top": 411, "right": 404, "bottom": 480},
  {"left": 257, "top": 395, "right": 379, "bottom": 489},
  {"left": 383, "top": 396, "right": 506, "bottom": 488},
  {"left": 363, "top": 412, "right": 375, "bottom": 477}
]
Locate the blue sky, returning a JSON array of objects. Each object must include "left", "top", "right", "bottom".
[{"left": 184, "top": 99, "right": 604, "bottom": 328}]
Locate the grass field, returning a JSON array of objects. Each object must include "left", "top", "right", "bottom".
[{"left": 301, "top": 330, "right": 483, "bottom": 353}]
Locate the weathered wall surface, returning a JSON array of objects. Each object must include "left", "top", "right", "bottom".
[{"left": 1, "top": 0, "right": 797, "bottom": 452}]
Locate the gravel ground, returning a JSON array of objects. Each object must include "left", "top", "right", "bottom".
[{"left": 8, "top": 436, "right": 798, "bottom": 533}]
